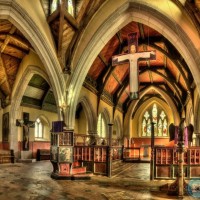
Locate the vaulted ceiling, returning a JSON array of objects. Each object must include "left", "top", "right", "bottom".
[
  {"left": 86, "top": 21, "right": 194, "bottom": 115},
  {"left": 0, "top": 0, "right": 199, "bottom": 115}
]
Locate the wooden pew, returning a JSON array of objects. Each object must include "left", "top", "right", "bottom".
[
  {"left": 37, "top": 149, "right": 50, "bottom": 161},
  {"left": 0, "top": 150, "right": 15, "bottom": 163}
]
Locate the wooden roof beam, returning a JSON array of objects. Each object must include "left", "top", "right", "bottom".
[
  {"left": 57, "top": 1, "right": 65, "bottom": 59},
  {"left": 76, "top": 0, "right": 91, "bottom": 24},
  {"left": 144, "top": 41, "right": 192, "bottom": 94},
  {"left": 0, "top": 55, "right": 11, "bottom": 95}
]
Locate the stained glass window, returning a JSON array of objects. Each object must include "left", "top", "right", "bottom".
[{"left": 141, "top": 103, "right": 168, "bottom": 137}]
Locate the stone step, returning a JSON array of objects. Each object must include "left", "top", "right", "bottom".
[{"left": 72, "top": 166, "right": 86, "bottom": 174}]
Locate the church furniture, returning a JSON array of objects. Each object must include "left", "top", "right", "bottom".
[
  {"left": 123, "top": 147, "right": 141, "bottom": 161},
  {"left": 141, "top": 144, "right": 151, "bottom": 157},
  {"left": 37, "top": 149, "right": 50, "bottom": 161},
  {"left": 50, "top": 121, "right": 92, "bottom": 179},
  {"left": 0, "top": 149, "right": 15, "bottom": 164},
  {"left": 50, "top": 121, "right": 74, "bottom": 179},
  {"left": 154, "top": 146, "right": 200, "bottom": 179},
  {"left": 73, "top": 146, "right": 107, "bottom": 175}
]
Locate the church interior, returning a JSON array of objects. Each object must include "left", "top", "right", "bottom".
[{"left": 0, "top": 0, "right": 200, "bottom": 199}]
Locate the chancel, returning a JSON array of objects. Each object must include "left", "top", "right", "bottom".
[{"left": 0, "top": 0, "right": 200, "bottom": 199}]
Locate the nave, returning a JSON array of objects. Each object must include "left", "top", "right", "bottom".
[{"left": 0, "top": 161, "right": 195, "bottom": 200}]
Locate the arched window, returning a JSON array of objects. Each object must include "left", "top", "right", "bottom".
[
  {"left": 67, "top": 0, "right": 74, "bottom": 16},
  {"left": 35, "top": 118, "right": 43, "bottom": 138},
  {"left": 51, "top": 0, "right": 59, "bottom": 14},
  {"left": 97, "top": 113, "right": 106, "bottom": 138},
  {"left": 142, "top": 103, "right": 168, "bottom": 137}
]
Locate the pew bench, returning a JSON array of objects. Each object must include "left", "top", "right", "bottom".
[
  {"left": 0, "top": 150, "right": 15, "bottom": 164},
  {"left": 37, "top": 149, "right": 50, "bottom": 161}
]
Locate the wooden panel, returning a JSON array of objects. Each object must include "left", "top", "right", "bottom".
[
  {"left": 156, "top": 166, "right": 170, "bottom": 178},
  {"left": 94, "top": 162, "right": 106, "bottom": 174},
  {"left": 190, "top": 166, "right": 200, "bottom": 178}
]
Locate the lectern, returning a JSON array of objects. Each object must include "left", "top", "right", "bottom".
[{"left": 50, "top": 121, "right": 74, "bottom": 179}]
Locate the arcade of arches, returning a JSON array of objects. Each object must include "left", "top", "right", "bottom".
[{"left": 0, "top": 0, "right": 200, "bottom": 198}]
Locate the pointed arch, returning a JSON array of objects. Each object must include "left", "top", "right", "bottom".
[
  {"left": 77, "top": 96, "right": 97, "bottom": 134},
  {"left": 102, "top": 108, "right": 111, "bottom": 125},
  {"left": 34, "top": 114, "right": 51, "bottom": 140},
  {"left": 0, "top": 1, "right": 65, "bottom": 102},
  {"left": 35, "top": 114, "right": 51, "bottom": 127},
  {"left": 124, "top": 86, "right": 180, "bottom": 138},
  {"left": 10, "top": 65, "right": 53, "bottom": 152},
  {"left": 113, "top": 115, "right": 122, "bottom": 139},
  {"left": 97, "top": 108, "right": 111, "bottom": 138},
  {"left": 194, "top": 95, "right": 200, "bottom": 133},
  {"left": 66, "top": 1, "right": 200, "bottom": 130}
]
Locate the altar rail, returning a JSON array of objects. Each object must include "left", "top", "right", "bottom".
[
  {"left": 154, "top": 147, "right": 200, "bottom": 179},
  {"left": 74, "top": 146, "right": 122, "bottom": 175}
]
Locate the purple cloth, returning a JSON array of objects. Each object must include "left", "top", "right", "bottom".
[
  {"left": 174, "top": 126, "right": 178, "bottom": 144},
  {"left": 184, "top": 127, "right": 188, "bottom": 148}
]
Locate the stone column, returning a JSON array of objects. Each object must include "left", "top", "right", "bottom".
[
  {"left": 195, "top": 133, "right": 200, "bottom": 146},
  {"left": 107, "top": 123, "right": 113, "bottom": 178},
  {"left": 150, "top": 122, "right": 155, "bottom": 180}
]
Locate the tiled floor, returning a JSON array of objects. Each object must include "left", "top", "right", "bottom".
[{"left": 0, "top": 161, "right": 197, "bottom": 200}]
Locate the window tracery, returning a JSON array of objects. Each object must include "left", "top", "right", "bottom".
[{"left": 142, "top": 103, "right": 168, "bottom": 137}]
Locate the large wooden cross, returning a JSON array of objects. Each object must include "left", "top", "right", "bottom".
[
  {"left": 112, "top": 32, "right": 156, "bottom": 99},
  {"left": 16, "top": 112, "right": 35, "bottom": 151}
]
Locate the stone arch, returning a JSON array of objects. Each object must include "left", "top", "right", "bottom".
[
  {"left": 34, "top": 114, "right": 51, "bottom": 141},
  {"left": 186, "top": 101, "right": 194, "bottom": 125},
  {"left": 102, "top": 108, "right": 111, "bottom": 125},
  {"left": 35, "top": 114, "right": 51, "bottom": 127},
  {"left": 97, "top": 108, "right": 111, "bottom": 138},
  {"left": 0, "top": 1, "right": 65, "bottom": 103},
  {"left": 10, "top": 65, "right": 52, "bottom": 153},
  {"left": 77, "top": 96, "right": 97, "bottom": 135},
  {"left": 67, "top": 1, "right": 200, "bottom": 130},
  {"left": 194, "top": 95, "right": 200, "bottom": 132},
  {"left": 113, "top": 116, "right": 122, "bottom": 139}
]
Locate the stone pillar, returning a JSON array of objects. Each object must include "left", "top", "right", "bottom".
[
  {"left": 168, "top": 118, "right": 186, "bottom": 197},
  {"left": 195, "top": 133, "right": 200, "bottom": 146},
  {"left": 150, "top": 122, "right": 155, "bottom": 180},
  {"left": 107, "top": 123, "right": 113, "bottom": 178}
]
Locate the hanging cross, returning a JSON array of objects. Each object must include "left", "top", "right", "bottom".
[
  {"left": 16, "top": 112, "right": 35, "bottom": 151},
  {"left": 112, "top": 32, "right": 156, "bottom": 99}
]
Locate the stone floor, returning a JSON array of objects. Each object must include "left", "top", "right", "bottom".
[{"left": 0, "top": 161, "right": 198, "bottom": 200}]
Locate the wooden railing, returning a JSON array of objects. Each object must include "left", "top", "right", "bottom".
[
  {"left": 73, "top": 133, "right": 121, "bottom": 146},
  {"left": 154, "top": 147, "right": 200, "bottom": 179},
  {"left": 123, "top": 147, "right": 141, "bottom": 160},
  {"left": 73, "top": 145, "right": 122, "bottom": 175}
]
